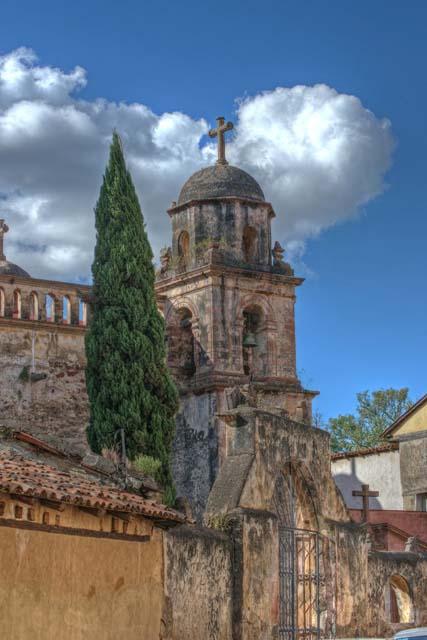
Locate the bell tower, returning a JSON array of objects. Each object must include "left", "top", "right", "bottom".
[{"left": 156, "top": 118, "right": 316, "bottom": 518}]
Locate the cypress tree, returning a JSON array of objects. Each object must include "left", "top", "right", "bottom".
[{"left": 85, "top": 132, "right": 179, "bottom": 493}]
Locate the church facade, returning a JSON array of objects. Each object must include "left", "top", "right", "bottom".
[{"left": 0, "top": 122, "right": 426, "bottom": 639}]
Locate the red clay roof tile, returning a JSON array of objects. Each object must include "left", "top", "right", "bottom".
[
  {"left": 0, "top": 450, "right": 185, "bottom": 523},
  {"left": 331, "top": 442, "right": 399, "bottom": 460}
]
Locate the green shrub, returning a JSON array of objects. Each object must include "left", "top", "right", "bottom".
[
  {"left": 206, "top": 513, "right": 232, "bottom": 532},
  {"left": 132, "top": 454, "right": 162, "bottom": 479}
]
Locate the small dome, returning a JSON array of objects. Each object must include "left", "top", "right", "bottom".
[
  {"left": 0, "top": 259, "right": 31, "bottom": 278},
  {"left": 178, "top": 164, "right": 265, "bottom": 206}
]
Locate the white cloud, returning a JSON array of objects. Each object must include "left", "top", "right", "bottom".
[
  {"left": 0, "top": 48, "right": 394, "bottom": 281},
  {"left": 231, "top": 86, "right": 394, "bottom": 255}
]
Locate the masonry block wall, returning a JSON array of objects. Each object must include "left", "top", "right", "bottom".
[
  {"left": 162, "top": 525, "right": 233, "bottom": 640},
  {"left": 0, "top": 275, "right": 90, "bottom": 450},
  {"left": 367, "top": 553, "right": 427, "bottom": 636}
]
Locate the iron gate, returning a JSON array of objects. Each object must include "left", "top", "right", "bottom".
[{"left": 279, "top": 526, "right": 322, "bottom": 640}]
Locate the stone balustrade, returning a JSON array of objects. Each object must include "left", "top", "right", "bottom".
[{"left": 0, "top": 275, "right": 91, "bottom": 328}]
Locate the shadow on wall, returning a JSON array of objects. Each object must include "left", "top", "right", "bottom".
[{"left": 333, "top": 457, "right": 382, "bottom": 510}]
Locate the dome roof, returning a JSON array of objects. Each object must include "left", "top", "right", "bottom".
[
  {"left": 0, "top": 259, "right": 31, "bottom": 278},
  {"left": 178, "top": 164, "right": 265, "bottom": 206}
]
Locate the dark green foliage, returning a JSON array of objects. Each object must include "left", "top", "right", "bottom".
[
  {"left": 328, "top": 387, "right": 412, "bottom": 452},
  {"left": 85, "top": 132, "right": 179, "bottom": 491}
]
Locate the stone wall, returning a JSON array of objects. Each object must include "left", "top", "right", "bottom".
[
  {"left": 162, "top": 525, "right": 233, "bottom": 640},
  {"left": 367, "top": 552, "right": 427, "bottom": 637},
  {"left": 229, "top": 508, "right": 279, "bottom": 640},
  {"left": 172, "top": 392, "right": 219, "bottom": 521},
  {"left": 0, "top": 275, "right": 90, "bottom": 451},
  {"left": 333, "top": 523, "right": 370, "bottom": 637},
  {"left": 207, "top": 408, "right": 349, "bottom": 526}
]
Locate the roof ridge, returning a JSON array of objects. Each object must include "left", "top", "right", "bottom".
[{"left": 331, "top": 441, "right": 399, "bottom": 460}]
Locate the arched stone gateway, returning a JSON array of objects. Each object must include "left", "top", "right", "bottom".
[
  {"left": 274, "top": 464, "right": 323, "bottom": 640},
  {"left": 205, "top": 409, "right": 346, "bottom": 640}
]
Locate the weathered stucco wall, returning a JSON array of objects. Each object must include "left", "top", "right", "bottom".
[
  {"left": 333, "top": 523, "right": 370, "bottom": 637},
  {"left": 229, "top": 509, "right": 279, "bottom": 640},
  {"left": 0, "top": 272, "right": 90, "bottom": 450},
  {"left": 399, "top": 434, "right": 427, "bottom": 509},
  {"left": 172, "top": 392, "right": 219, "bottom": 521},
  {"left": 332, "top": 449, "right": 403, "bottom": 510},
  {"left": 367, "top": 552, "right": 427, "bottom": 637},
  {"left": 0, "top": 523, "right": 164, "bottom": 640},
  {"left": 0, "top": 322, "right": 88, "bottom": 451},
  {"left": 162, "top": 525, "right": 233, "bottom": 640},
  {"left": 207, "top": 409, "right": 349, "bottom": 526}
]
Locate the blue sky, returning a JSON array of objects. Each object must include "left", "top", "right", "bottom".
[{"left": 1, "top": 0, "right": 426, "bottom": 420}]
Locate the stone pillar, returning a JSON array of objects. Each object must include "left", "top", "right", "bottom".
[{"left": 228, "top": 508, "right": 279, "bottom": 640}]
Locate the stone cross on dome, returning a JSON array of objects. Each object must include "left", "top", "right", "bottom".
[
  {"left": 209, "top": 116, "right": 234, "bottom": 165},
  {"left": 0, "top": 219, "right": 9, "bottom": 261}
]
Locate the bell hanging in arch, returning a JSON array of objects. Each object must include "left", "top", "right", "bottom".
[{"left": 243, "top": 332, "right": 257, "bottom": 348}]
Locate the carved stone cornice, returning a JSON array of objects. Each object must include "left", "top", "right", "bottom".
[
  {"left": 175, "top": 370, "right": 315, "bottom": 396},
  {"left": 155, "top": 262, "right": 303, "bottom": 292},
  {"left": 167, "top": 196, "right": 276, "bottom": 218},
  {"left": 0, "top": 273, "right": 91, "bottom": 292},
  {"left": 0, "top": 317, "right": 86, "bottom": 334}
]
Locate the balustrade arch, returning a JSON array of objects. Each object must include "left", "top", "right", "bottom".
[
  {"left": 0, "top": 281, "right": 91, "bottom": 327},
  {"left": 12, "top": 290, "right": 22, "bottom": 319},
  {"left": 29, "top": 292, "right": 39, "bottom": 321}
]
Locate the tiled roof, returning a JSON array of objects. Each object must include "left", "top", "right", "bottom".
[
  {"left": 331, "top": 442, "right": 399, "bottom": 460},
  {"left": 0, "top": 450, "right": 185, "bottom": 524}
]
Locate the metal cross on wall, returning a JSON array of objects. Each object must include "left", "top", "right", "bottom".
[
  {"left": 209, "top": 116, "right": 234, "bottom": 165},
  {"left": 0, "top": 219, "right": 9, "bottom": 261},
  {"left": 352, "top": 483, "right": 379, "bottom": 522}
]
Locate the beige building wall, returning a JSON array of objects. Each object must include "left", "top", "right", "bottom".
[
  {"left": 393, "top": 401, "right": 427, "bottom": 436},
  {"left": 0, "top": 523, "right": 164, "bottom": 640}
]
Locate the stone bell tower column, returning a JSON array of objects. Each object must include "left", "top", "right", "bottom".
[{"left": 155, "top": 119, "right": 316, "bottom": 519}]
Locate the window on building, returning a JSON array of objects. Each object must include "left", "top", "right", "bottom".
[
  {"left": 389, "top": 575, "right": 414, "bottom": 623},
  {"left": 416, "top": 493, "right": 427, "bottom": 511},
  {"left": 242, "top": 225, "right": 258, "bottom": 262},
  {"left": 13, "top": 290, "right": 21, "bottom": 319},
  {"left": 29, "top": 292, "right": 39, "bottom": 321},
  {"left": 177, "top": 231, "right": 190, "bottom": 267},
  {"left": 62, "top": 296, "right": 71, "bottom": 325},
  {"left": 78, "top": 298, "right": 87, "bottom": 326},
  {"left": 45, "top": 294, "right": 55, "bottom": 322},
  {"left": 0, "top": 288, "right": 4, "bottom": 317}
]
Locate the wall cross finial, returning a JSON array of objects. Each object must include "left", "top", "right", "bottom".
[
  {"left": 352, "top": 483, "right": 379, "bottom": 522},
  {"left": 208, "top": 116, "right": 234, "bottom": 165},
  {"left": 0, "top": 219, "right": 9, "bottom": 261}
]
